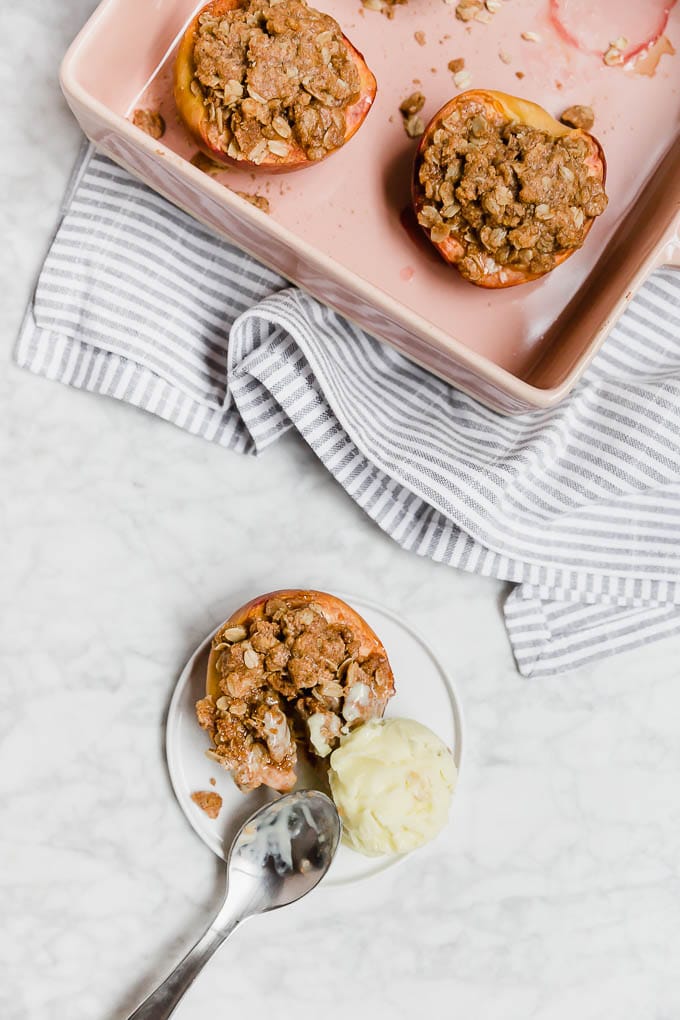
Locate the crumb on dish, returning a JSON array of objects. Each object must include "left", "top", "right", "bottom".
[
  {"left": 234, "top": 190, "right": 271, "bottom": 213},
  {"left": 560, "top": 104, "right": 595, "bottom": 131},
  {"left": 132, "top": 109, "right": 166, "bottom": 139},
  {"left": 361, "top": 0, "right": 407, "bottom": 17},
  {"left": 196, "top": 593, "right": 395, "bottom": 793},
  {"left": 399, "top": 91, "right": 426, "bottom": 138},
  {"left": 455, "top": 0, "right": 501, "bottom": 24}
]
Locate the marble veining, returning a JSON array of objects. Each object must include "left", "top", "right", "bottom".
[{"left": 2, "top": 3, "right": 680, "bottom": 1018}]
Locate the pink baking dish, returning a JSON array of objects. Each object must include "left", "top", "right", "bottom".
[{"left": 60, "top": 0, "right": 680, "bottom": 414}]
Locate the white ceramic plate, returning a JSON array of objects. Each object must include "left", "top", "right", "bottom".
[{"left": 166, "top": 594, "right": 464, "bottom": 886}]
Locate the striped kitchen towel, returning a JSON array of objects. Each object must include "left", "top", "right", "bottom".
[{"left": 15, "top": 146, "right": 680, "bottom": 677}]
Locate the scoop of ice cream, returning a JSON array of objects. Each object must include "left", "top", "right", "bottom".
[{"left": 328, "top": 718, "right": 457, "bottom": 856}]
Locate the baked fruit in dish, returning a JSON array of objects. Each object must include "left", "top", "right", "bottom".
[
  {"left": 412, "top": 90, "right": 608, "bottom": 288},
  {"left": 174, "top": 0, "right": 377, "bottom": 171},
  {"left": 195, "top": 590, "right": 395, "bottom": 791}
]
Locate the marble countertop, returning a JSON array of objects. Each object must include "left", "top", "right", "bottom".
[{"left": 3, "top": 4, "right": 680, "bottom": 1019}]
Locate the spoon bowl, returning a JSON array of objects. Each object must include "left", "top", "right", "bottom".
[
  {"left": 127, "top": 791, "right": 341, "bottom": 1019},
  {"left": 224, "top": 791, "right": 342, "bottom": 917}
]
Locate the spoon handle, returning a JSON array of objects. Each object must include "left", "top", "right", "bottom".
[{"left": 126, "top": 917, "right": 241, "bottom": 1019}]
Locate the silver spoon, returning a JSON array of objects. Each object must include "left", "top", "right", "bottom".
[{"left": 127, "top": 790, "right": 341, "bottom": 1019}]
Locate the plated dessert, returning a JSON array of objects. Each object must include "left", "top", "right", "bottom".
[
  {"left": 193, "top": 589, "right": 457, "bottom": 857},
  {"left": 196, "top": 590, "right": 395, "bottom": 791}
]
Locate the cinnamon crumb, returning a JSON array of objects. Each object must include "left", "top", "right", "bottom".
[
  {"left": 455, "top": 0, "right": 501, "bottom": 24},
  {"left": 560, "top": 105, "right": 595, "bottom": 131},
  {"left": 132, "top": 109, "right": 165, "bottom": 139},
  {"left": 448, "top": 58, "right": 466, "bottom": 73},
  {"left": 455, "top": 0, "right": 482, "bottom": 21},
  {"left": 400, "top": 91, "right": 426, "bottom": 115},
  {"left": 362, "top": 0, "right": 407, "bottom": 16},
  {"left": 234, "top": 191, "right": 271, "bottom": 213},
  {"left": 414, "top": 30, "right": 426, "bottom": 45},
  {"left": 191, "top": 790, "right": 223, "bottom": 819}
]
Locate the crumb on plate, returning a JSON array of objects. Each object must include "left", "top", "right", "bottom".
[
  {"left": 455, "top": 0, "right": 482, "bottom": 21},
  {"left": 197, "top": 594, "right": 395, "bottom": 792},
  {"left": 191, "top": 790, "right": 223, "bottom": 819},
  {"left": 399, "top": 92, "right": 426, "bottom": 138}
]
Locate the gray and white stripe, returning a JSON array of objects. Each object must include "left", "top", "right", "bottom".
[{"left": 15, "top": 147, "right": 680, "bottom": 676}]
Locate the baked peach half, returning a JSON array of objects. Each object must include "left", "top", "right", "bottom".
[
  {"left": 412, "top": 90, "right": 608, "bottom": 288},
  {"left": 196, "top": 590, "right": 395, "bottom": 792},
  {"left": 175, "top": 0, "right": 377, "bottom": 172}
]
